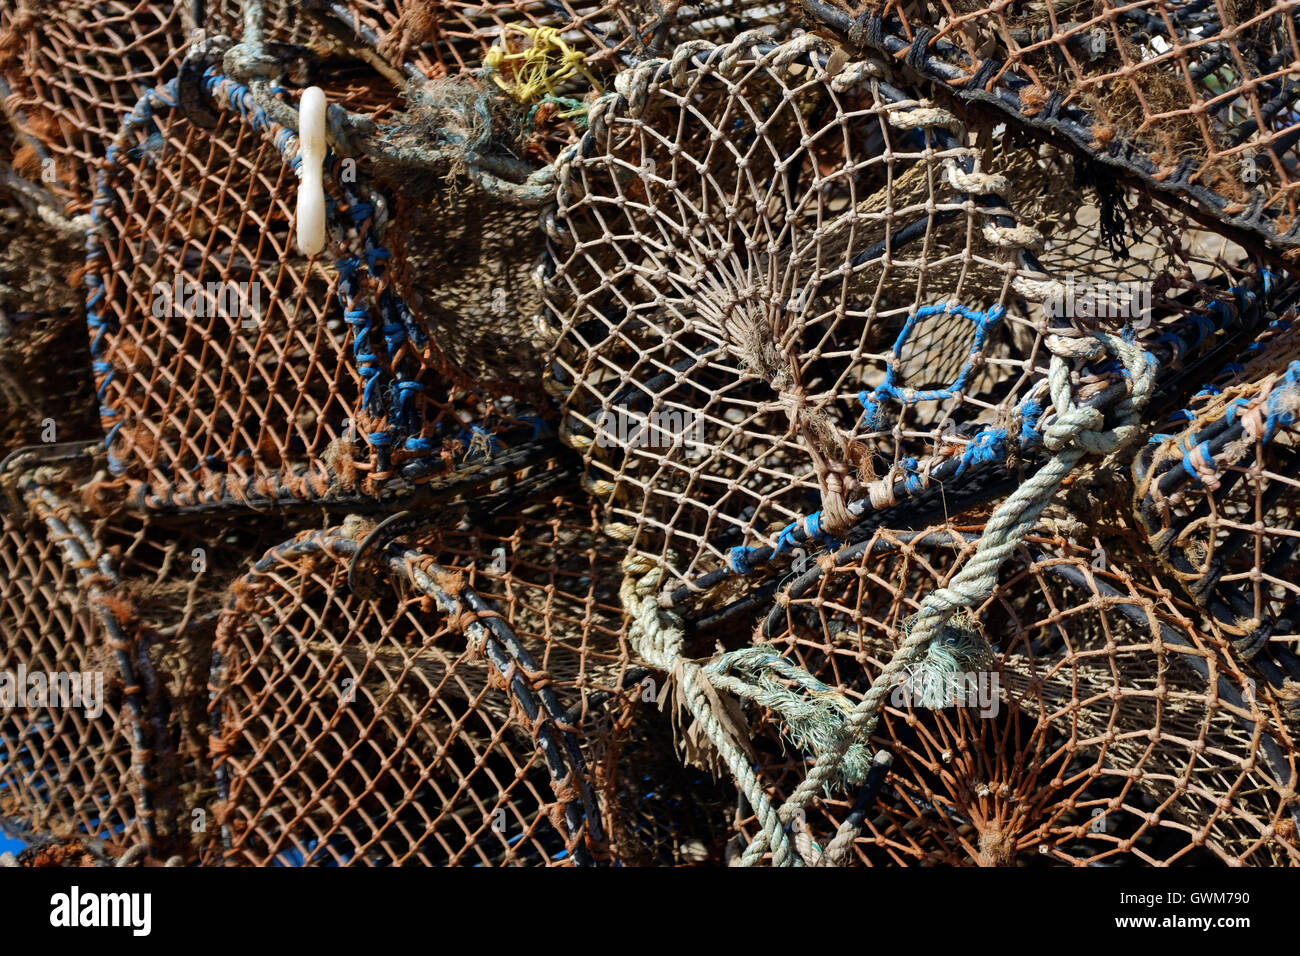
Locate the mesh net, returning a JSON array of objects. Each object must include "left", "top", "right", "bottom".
[
  {"left": 0, "top": 1, "right": 191, "bottom": 214},
  {"left": 543, "top": 38, "right": 1054, "bottom": 589},
  {"left": 321, "top": 0, "right": 796, "bottom": 77},
  {"left": 82, "top": 67, "right": 549, "bottom": 510},
  {"left": 3, "top": 0, "right": 1300, "bottom": 868},
  {"left": 208, "top": 496, "right": 634, "bottom": 865},
  {"left": 0, "top": 483, "right": 151, "bottom": 853},
  {"left": 1135, "top": 308, "right": 1300, "bottom": 662},
  {"left": 795, "top": 0, "right": 1300, "bottom": 257},
  {"left": 541, "top": 35, "right": 1288, "bottom": 597},
  {"left": 750, "top": 523, "right": 1300, "bottom": 865},
  {"left": 0, "top": 466, "right": 323, "bottom": 862}
]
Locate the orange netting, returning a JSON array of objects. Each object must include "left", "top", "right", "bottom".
[{"left": 2, "top": 0, "right": 1300, "bottom": 869}]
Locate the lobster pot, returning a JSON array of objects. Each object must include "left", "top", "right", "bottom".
[
  {"left": 544, "top": 35, "right": 1075, "bottom": 589},
  {"left": 396, "top": 495, "right": 757, "bottom": 867},
  {"left": 1134, "top": 314, "right": 1300, "bottom": 663},
  {"left": 0, "top": 1, "right": 190, "bottom": 214},
  {"left": 799, "top": 0, "right": 1300, "bottom": 256},
  {"left": 747, "top": 524, "right": 1300, "bottom": 865},
  {"left": 209, "top": 501, "right": 633, "bottom": 867},
  {"left": 0, "top": 483, "right": 158, "bottom": 853},
  {"left": 84, "top": 70, "right": 532, "bottom": 511}
]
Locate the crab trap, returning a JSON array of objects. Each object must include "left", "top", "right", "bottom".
[{"left": 2, "top": 0, "right": 1300, "bottom": 868}]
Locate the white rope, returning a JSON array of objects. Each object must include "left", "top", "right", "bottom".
[{"left": 620, "top": 556, "right": 798, "bottom": 866}]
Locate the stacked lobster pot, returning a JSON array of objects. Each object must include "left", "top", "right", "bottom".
[{"left": 0, "top": 0, "right": 1298, "bottom": 867}]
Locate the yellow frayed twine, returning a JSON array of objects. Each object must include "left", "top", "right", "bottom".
[{"left": 482, "top": 26, "right": 598, "bottom": 104}]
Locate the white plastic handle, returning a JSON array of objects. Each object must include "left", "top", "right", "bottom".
[{"left": 296, "top": 86, "right": 327, "bottom": 257}]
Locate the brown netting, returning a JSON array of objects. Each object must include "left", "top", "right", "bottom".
[
  {"left": 84, "top": 68, "right": 545, "bottom": 510},
  {"left": 543, "top": 35, "right": 1291, "bottom": 604},
  {"left": 0, "top": 0, "right": 191, "bottom": 214},
  {"left": 208, "top": 496, "right": 637, "bottom": 865},
  {"left": 795, "top": 0, "right": 1300, "bottom": 258},
  {"left": 0, "top": 481, "right": 158, "bottom": 854},
  {"left": 543, "top": 35, "right": 1085, "bottom": 589},
  {"left": 5, "top": 0, "right": 1300, "bottom": 870},
  {"left": 0, "top": 211, "right": 96, "bottom": 451},
  {"left": 744, "top": 522, "right": 1300, "bottom": 865},
  {"left": 0, "top": 463, "right": 321, "bottom": 861},
  {"left": 322, "top": 0, "right": 796, "bottom": 77},
  {"left": 1134, "top": 308, "right": 1300, "bottom": 663}
]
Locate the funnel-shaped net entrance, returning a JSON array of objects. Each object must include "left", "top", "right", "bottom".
[
  {"left": 544, "top": 36, "right": 1061, "bottom": 590},
  {"left": 752, "top": 525, "right": 1300, "bottom": 865}
]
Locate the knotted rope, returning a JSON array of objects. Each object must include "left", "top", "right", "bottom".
[
  {"left": 483, "top": 26, "right": 599, "bottom": 104},
  {"left": 739, "top": 330, "right": 1155, "bottom": 864},
  {"left": 620, "top": 556, "right": 798, "bottom": 866}
]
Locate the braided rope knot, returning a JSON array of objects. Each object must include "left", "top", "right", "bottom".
[
  {"left": 740, "top": 329, "right": 1156, "bottom": 865},
  {"left": 620, "top": 556, "right": 685, "bottom": 669},
  {"left": 886, "top": 103, "right": 962, "bottom": 132},
  {"left": 1042, "top": 332, "right": 1155, "bottom": 456}
]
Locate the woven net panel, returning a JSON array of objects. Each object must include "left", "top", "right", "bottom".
[
  {"left": 1134, "top": 310, "right": 1300, "bottom": 671},
  {"left": 209, "top": 498, "right": 632, "bottom": 866},
  {"left": 997, "top": 143, "right": 1248, "bottom": 284},
  {"left": 324, "top": 0, "right": 796, "bottom": 78},
  {"left": 206, "top": 1, "right": 324, "bottom": 46},
  {"left": 401, "top": 491, "right": 774, "bottom": 866},
  {"left": 422, "top": 497, "right": 760, "bottom": 864},
  {"left": 744, "top": 523, "right": 1300, "bottom": 865},
  {"left": 991, "top": 142, "right": 1297, "bottom": 402},
  {"left": 544, "top": 35, "right": 1082, "bottom": 591},
  {"left": 581, "top": 692, "right": 756, "bottom": 864},
  {"left": 395, "top": 188, "right": 554, "bottom": 387},
  {"left": 0, "top": 0, "right": 191, "bottom": 215},
  {"left": 0, "top": 483, "right": 163, "bottom": 854},
  {"left": 85, "top": 70, "right": 539, "bottom": 510},
  {"left": 99, "top": 505, "right": 328, "bottom": 860},
  {"left": 798, "top": 0, "right": 1300, "bottom": 257}
]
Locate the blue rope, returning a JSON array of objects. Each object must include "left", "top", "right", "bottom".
[
  {"left": 86, "top": 71, "right": 452, "bottom": 480},
  {"left": 859, "top": 302, "right": 1005, "bottom": 426}
]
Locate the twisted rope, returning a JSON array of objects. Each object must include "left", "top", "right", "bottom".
[
  {"left": 620, "top": 557, "right": 798, "bottom": 866},
  {"left": 740, "top": 330, "right": 1156, "bottom": 865}
]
